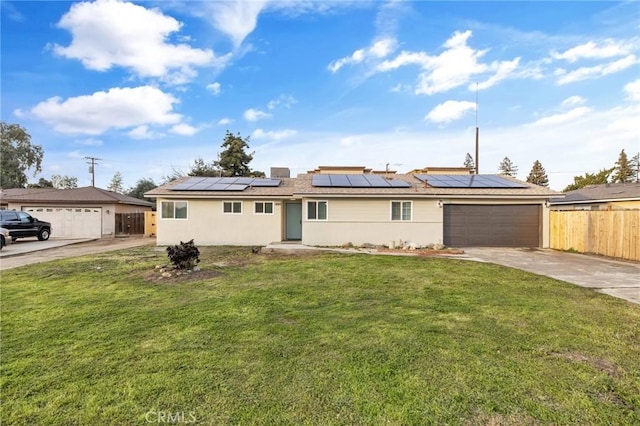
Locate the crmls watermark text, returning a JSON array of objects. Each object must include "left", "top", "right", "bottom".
[{"left": 145, "top": 410, "right": 197, "bottom": 424}]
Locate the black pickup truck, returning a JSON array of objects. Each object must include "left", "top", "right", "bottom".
[{"left": 0, "top": 210, "right": 52, "bottom": 241}]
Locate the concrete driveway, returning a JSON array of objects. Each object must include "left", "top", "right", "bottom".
[
  {"left": 0, "top": 236, "right": 156, "bottom": 270},
  {"left": 463, "top": 248, "right": 640, "bottom": 305}
]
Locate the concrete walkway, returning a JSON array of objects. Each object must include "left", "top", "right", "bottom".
[{"left": 463, "top": 248, "right": 640, "bottom": 304}]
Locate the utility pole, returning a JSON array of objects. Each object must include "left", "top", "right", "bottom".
[
  {"left": 475, "top": 83, "right": 479, "bottom": 175},
  {"left": 84, "top": 156, "right": 101, "bottom": 187}
]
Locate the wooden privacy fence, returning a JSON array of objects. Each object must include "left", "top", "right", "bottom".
[
  {"left": 550, "top": 210, "right": 640, "bottom": 261},
  {"left": 115, "top": 212, "right": 146, "bottom": 235},
  {"left": 144, "top": 211, "right": 156, "bottom": 237}
]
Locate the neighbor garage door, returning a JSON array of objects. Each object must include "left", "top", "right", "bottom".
[
  {"left": 444, "top": 204, "right": 540, "bottom": 247},
  {"left": 23, "top": 207, "right": 102, "bottom": 239}
]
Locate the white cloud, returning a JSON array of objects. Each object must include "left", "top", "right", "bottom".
[
  {"left": 30, "top": 86, "right": 182, "bottom": 135},
  {"left": 555, "top": 55, "right": 637, "bottom": 85},
  {"left": 170, "top": 123, "right": 199, "bottom": 136},
  {"left": 624, "top": 79, "right": 640, "bottom": 102},
  {"left": 77, "top": 137, "right": 103, "bottom": 146},
  {"left": 68, "top": 150, "right": 86, "bottom": 159},
  {"left": 1, "top": 1, "right": 24, "bottom": 22},
  {"left": 267, "top": 94, "right": 297, "bottom": 110},
  {"left": 425, "top": 100, "right": 476, "bottom": 124},
  {"left": 243, "top": 108, "right": 272, "bottom": 122},
  {"left": 252, "top": 128, "right": 297, "bottom": 140},
  {"left": 128, "top": 125, "right": 158, "bottom": 140},
  {"left": 561, "top": 96, "right": 586, "bottom": 108},
  {"left": 207, "top": 82, "right": 221, "bottom": 95},
  {"left": 474, "top": 58, "right": 520, "bottom": 90},
  {"left": 218, "top": 117, "right": 233, "bottom": 126},
  {"left": 551, "top": 39, "right": 635, "bottom": 63},
  {"left": 200, "top": 0, "right": 269, "bottom": 47},
  {"left": 328, "top": 37, "right": 397, "bottom": 73},
  {"left": 531, "top": 106, "right": 591, "bottom": 127},
  {"left": 376, "top": 30, "right": 520, "bottom": 95},
  {"left": 53, "top": 0, "right": 219, "bottom": 83}
]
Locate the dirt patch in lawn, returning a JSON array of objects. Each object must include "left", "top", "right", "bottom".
[
  {"left": 550, "top": 351, "right": 620, "bottom": 377},
  {"left": 142, "top": 268, "right": 223, "bottom": 284}
]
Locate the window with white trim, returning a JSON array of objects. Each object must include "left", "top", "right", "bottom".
[
  {"left": 254, "top": 201, "right": 274, "bottom": 214},
  {"left": 161, "top": 201, "right": 188, "bottom": 219},
  {"left": 223, "top": 201, "right": 242, "bottom": 214},
  {"left": 391, "top": 201, "right": 412, "bottom": 221},
  {"left": 307, "top": 201, "right": 327, "bottom": 220}
]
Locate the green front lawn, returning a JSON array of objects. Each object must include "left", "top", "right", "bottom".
[{"left": 1, "top": 247, "right": 639, "bottom": 425}]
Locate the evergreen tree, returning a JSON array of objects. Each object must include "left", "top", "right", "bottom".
[
  {"left": 127, "top": 178, "right": 157, "bottom": 204},
  {"left": 498, "top": 157, "right": 518, "bottom": 177},
  {"left": 213, "top": 131, "right": 264, "bottom": 177},
  {"left": 463, "top": 152, "right": 475, "bottom": 173},
  {"left": 107, "top": 171, "right": 124, "bottom": 193},
  {"left": 611, "top": 149, "right": 633, "bottom": 183},
  {"left": 526, "top": 160, "right": 549, "bottom": 187},
  {"left": 631, "top": 152, "right": 640, "bottom": 183},
  {"left": 563, "top": 168, "right": 612, "bottom": 192}
]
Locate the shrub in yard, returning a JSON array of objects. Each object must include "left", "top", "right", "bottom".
[{"left": 166, "top": 239, "right": 200, "bottom": 270}]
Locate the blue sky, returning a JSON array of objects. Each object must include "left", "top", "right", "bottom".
[{"left": 2, "top": 0, "right": 639, "bottom": 191}]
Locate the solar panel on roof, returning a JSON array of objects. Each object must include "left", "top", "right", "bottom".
[
  {"left": 171, "top": 176, "right": 281, "bottom": 191},
  {"left": 363, "top": 175, "right": 389, "bottom": 187},
  {"left": 414, "top": 174, "right": 528, "bottom": 188},
  {"left": 250, "top": 179, "right": 281, "bottom": 187},
  {"left": 310, "top": 174, "right": 412, "bottom": 188},
  {"left": 191, "top": 181, "right": 218, "bottom": 190},
  {"left": 311, "top": 175, "right": 331, "bottom": 186},
  {"left": 234, "top": 177, "right": 254, "bottom": 184},
  {"left": 208, "top": 183, "right": 230, "bottom": 191},
  {"left": 388, "top": 179, "right": 412, "bottom": 188},
  {"left": 225, "top": 184, "right": 249, "bottom": 191},
  {"left": 329, "top": 174, "right": 351, "bottom": 187},
  {"left": 171, "top": 177, "right": 207, "bottom": 190},
  {"left": 347, "top": 175, "right": 371, "bottom": 187}
]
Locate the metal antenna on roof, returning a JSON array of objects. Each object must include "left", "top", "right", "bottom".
[
  {"left": 475, "top": 83, "right": 479, "bottom": 175},
  {"left": 84, "top": 156, "right": 101, "bottom": 187}
]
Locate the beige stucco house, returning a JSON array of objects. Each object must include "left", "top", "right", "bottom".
[
  {"left": 146, "top": 167, "right": 560, "bottom": 248},
  {"left": 0, "top": 186, "right": 153, "bottom": 239}
]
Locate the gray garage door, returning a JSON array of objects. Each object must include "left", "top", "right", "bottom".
[{"left": 444, "top": 204, "right": 540, "bottom": 247}]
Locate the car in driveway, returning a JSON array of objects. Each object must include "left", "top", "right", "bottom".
[
  {"left": 0, "top": 210, "right": 52, "bottom": 241},
  {"left": 0, "top": 227, "right": 12, "bottom": 250}
]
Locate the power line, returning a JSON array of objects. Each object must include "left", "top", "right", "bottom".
[{"left": 84, "top": 156, "right": 101, "bottom": 187}]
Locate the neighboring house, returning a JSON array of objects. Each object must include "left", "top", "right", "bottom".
[
  {"left": 549, "top": 183, "right": 640, "bottom": 211},
  {"left": 0, "top": 186, "right": 153, "bottom": 239},
  {"left": 146, "top": 167, "right": 560, "bottom": 248}
]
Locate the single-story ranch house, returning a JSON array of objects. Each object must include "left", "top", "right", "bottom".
[
  {"left": 0, "top": 186, "right": 153, "bottom": 239},
  {"left": 146, "top": 166, "right": 561, "bottom": 248}
]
